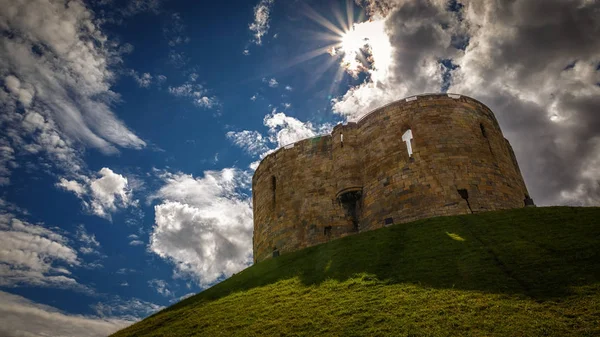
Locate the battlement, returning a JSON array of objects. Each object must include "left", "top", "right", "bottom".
[{"left": 252, "top": 93, "right": 532, "bottom": 263}]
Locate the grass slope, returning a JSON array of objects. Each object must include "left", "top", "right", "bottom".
[{"left": 113, "top": 207, "right": 600, "bottom": 336}]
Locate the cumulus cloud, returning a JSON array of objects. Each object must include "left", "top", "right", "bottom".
[
  {"left": 89, "top": 168, "right": 133, "bottom": 219},
  {"left": 332, "top": 0, "right": 600, "bottom": 206},
  {"left": 0, "top": 213, "right": 90, "bottom": 292},
  {"left": 57, "top": 167, "right": 134, "bottom": 220},
  {"left": 149, "top": 169, "right": 253, "bottom": 286},
  {"left": 249, "top": 0, "right": 275, "bottom": 45},
  {"left": 0, "top": 291, "right": 134, "bottom": 337}
]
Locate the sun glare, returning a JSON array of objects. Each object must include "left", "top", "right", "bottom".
[
  {"left": 285, "top": 1, "right": 392, "bottom": 92},
  {"left": 336, "top": 20, "right": 391, "bottom": 79}
]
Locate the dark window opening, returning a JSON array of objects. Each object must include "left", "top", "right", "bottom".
[
  {"left": 339, "top": 190, "right": 362, "bottom": 232},
  {"left": 324, "top": 226, "right": 332, "bottom": 237},
  {"left": 457, "top": 189, "right": 473, "bottom": 214},
  {"left": 384, "top": 217, "right": 394, "bottom": 226},
  {"left": 480, "top": 123, "right": 487, "bottom": 138},
  {"left": 272, "top": 246, "right": 280, "bottom": 258}
]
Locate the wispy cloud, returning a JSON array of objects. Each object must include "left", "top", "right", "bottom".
[
  {"left": 168, "top": 83, "right": 220, "bottom": 110},
  {"left": 0, "top": 212, "right": 92, "bottom": 293},
  {"left": 148, "top": 279, "right": 173, "bottom": 297},
  {"left": 249, "top": 0, "right": 275, "bottom": 45},
  {"left": 0, "top": 291, "right": 134, "bottom": 337}
]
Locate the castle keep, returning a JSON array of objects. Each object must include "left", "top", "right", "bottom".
[{"left": 252, "top": 93, "right": 533, "bottom": 263}]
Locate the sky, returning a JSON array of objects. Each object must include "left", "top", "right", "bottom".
[{"left": 0, "top": 0, "right": 599, "bottom": 335}]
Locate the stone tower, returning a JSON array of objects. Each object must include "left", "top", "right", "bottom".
[{"left": 251, "top": 93, "right": 533, "bottom": 263}]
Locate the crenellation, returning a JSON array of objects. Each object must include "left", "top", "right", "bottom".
[{"left": 252, "top": 93, "right": 533, "bottom": 263}]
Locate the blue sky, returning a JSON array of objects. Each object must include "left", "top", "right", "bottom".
[{"left": 1, "top": 0, "right": 599, "bottom": 335}]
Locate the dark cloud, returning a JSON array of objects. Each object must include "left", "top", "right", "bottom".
[{"left": 335, "top": 0, "right": 600, "bottom": 205}]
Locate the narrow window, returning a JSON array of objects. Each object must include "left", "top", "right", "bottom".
[
  {"left": 457, "top": 189, "right": 473, "bottom": 214},
  {"left": 480, "top": 123, "right": 487, "bottom": 138},
  {"left": 340, "top": 133, "right": 344, "bottom": 148},
  {"left": 402, "top": 129, "right": 413, "bottom": 157},
  {"left": 271, "top": 176, "right": 276, "bottom": 208}
]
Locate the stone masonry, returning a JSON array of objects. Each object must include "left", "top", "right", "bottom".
[{"left": 252, "top": 93, "right": 533, "bottom": 263}]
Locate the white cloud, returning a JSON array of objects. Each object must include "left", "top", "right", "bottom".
[
  {"left": 284, "top": 85, "right": 293, "bottom": 91},
  {"left": 128, "top": 234, "right": 139, "bottom": 239},
  {"left": 92, "top": 296, "right": 163, "bottom": 322},
  {"left": 249, "top": 0, "right": 275, "bottom": 45},
  {"left": 226, "top": 130, "right": 270, "bottom": 157},
  {"left": 57, "top": 167, "right": 134, "bottom": 220},
  {"left": 243, "top": 49, "right": 250, "bottom": 56},
  {"left": 264, "top": 112, "right": 331, "bottom": 147},
  {"left": 149, "top": 169, "right": 253, "bottom": 286},
  {"left": 76, "top": 225, "right": 100, "bottom": 255},
  {"left": 0, "top": 142, "right": 16, "bottom": 186},
  {"left": 156, "top": 74, "right": 167, "bottom": 83},
  {"left": 227, "top": 111, "right": 334, "bottom": 159},
  {"left": 168, "top": 83, "right": 219, "bottom": 109},
  {"left": 168, "top": 83, "right": 197, "bottom": 97},
  {"left": 0, "top": 291, "right": 134, "bottom": 337},
  {"left": 264, "top": 77, "right": 279, "bottom": 87},
  {"left": 148, "top": 279, "right": 172, "bottom": 297},
  {"left": 56, "top": 178, "right": 87, "bottom": 198},
  {"left": 0, "top": 0, "right": 146, "bottom": 155},
  {"left": 129, "top": 240, "right": 144, "bottom": 246},
  {"left": 194, "top": 96, "right": 218, "bottom": 109},
  {"left": 89, "top": 168, "right": 133, "bottom": 220},
  {"left": 132, "top": 72, "right": 153, "bottom": 88},
  {"left": 250, "top": 94, "right": 257, "bottom": 101},
  {"left": 164, "top": 13, "right": 189, "bottom": 47},
  {"left": 0, "top": 213, "right": 90, "bottom": 292}
]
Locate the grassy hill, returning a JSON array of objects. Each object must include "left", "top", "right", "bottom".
[{"left": 113, "top": 207, "right": 600, "bottom": 336}]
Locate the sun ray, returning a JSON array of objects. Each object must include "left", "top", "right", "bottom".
[{"left": 302, "top": 3, "right": 346, "bottom": 37}]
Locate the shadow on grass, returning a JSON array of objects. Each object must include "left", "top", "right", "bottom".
[{"left": 166, "top": 206, "right": 600, "bottom": 313}]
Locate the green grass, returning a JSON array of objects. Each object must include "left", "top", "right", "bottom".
[{"left": 113, "top": 207, "right": 600, "bottom": 336}]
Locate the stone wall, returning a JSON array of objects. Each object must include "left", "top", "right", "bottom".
[{"left": 252, "top": 94, "right": 532, "bottom": 263}]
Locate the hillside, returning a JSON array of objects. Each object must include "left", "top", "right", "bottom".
[{"left": 113, "top": 207, "right": 600, "bottom": 337}]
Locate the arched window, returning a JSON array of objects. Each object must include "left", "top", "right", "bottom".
[{"left": 402, "top": 129, "right": 413, "bottom": 157}]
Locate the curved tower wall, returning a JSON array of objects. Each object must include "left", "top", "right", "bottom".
[{"left": 252, "top": 94, "right": 531, "bottom": 263}]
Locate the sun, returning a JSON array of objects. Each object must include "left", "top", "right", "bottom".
[
  {"left": 278, "top": 1, "right": 391, "bottom": 92},
  {"left": 340, "top": 27, "right": 366, "bottom": 56}
]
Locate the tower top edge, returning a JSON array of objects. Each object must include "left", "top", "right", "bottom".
[{"left": 253, "top": 92, "right": 491, "bottom": 175}]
